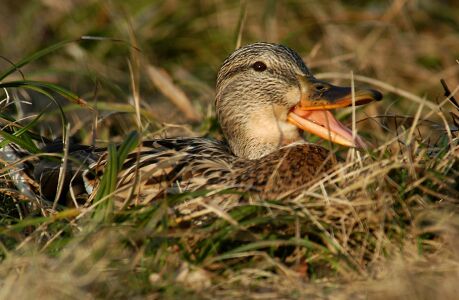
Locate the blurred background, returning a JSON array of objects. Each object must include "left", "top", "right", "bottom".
[{"left": 0, "top": 0, "right": 458, "bottom": 144}]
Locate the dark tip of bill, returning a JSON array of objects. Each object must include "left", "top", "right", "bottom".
[{"left": 370, "top": 89, "right": 383, "bottom": 101}]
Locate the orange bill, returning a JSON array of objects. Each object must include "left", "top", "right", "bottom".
[{"left": 287, "top": 75, "right": 382, "bottom": 148}]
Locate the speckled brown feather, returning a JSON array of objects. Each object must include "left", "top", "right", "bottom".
[
  {"left": 233, "top": 144, "right": 334, "bottom": 198},
  {"left": 79, "top": 138, "right": 334, "bottom": 207}
]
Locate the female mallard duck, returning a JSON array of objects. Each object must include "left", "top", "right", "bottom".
[{"left": 3, "top": 43, "right": 382, "bottom": 207}]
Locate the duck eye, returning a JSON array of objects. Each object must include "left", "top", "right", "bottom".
[{"left": 252, "top": 61, "right": 267, "bottom": 72}]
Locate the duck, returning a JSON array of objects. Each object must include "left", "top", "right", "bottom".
[{"left": 1, "top": 42, "right": 382, "bottom": 209}]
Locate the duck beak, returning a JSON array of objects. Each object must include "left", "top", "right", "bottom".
[{"left": 287, "top": 75, "right": 382, "bottom": 148}]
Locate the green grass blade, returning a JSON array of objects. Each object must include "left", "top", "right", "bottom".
[
  {"left": 0, "top": 80, "right": 90, "bottom": 108},
  {"left": 93, "top": 132, "right": 139, "bottom": 221},
  {"left": 11, "top": 84, "right": 68, "bottom": 132},
  {"left": 116, "top": 131, "right": 139, "bottom": 166},
  {"left": 0, "top": 39, "right": 75, "bottom": 81},
  {"left": 0, "top": 107, "right": 50, "bottom": 150},
  {"left": 0, "top": 129, "right": 39, "bottom": 153}
]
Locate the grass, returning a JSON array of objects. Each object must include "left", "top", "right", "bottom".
[{"left": 0, "top": 0, "right": 458, "bottom": 299}]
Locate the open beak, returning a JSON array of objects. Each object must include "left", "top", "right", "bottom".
[{"left": 287, "top": 75, "right": 382, "bottom": 148}]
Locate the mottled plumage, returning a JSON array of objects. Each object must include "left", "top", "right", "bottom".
[
  {"left": 78, "top": 138, "right": 333, "bottom": 206},
  {"left": 1, "top": 42, "right": 381, "bottom": 209}
]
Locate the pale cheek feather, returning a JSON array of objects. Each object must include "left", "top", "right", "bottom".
[
  {"left": 284, "top": 87, "right": 301, "bottom": 107},
  {"left": 245, "top": 107, "right": 302, "bottom": 147}
]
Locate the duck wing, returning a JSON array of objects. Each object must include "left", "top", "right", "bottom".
[{"left": 84, "top": 137, "right": 238, "bottom": 205}]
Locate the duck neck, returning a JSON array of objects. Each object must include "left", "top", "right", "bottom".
[{"left": 219, "top": 105, "right": 303, "bottom": 160}]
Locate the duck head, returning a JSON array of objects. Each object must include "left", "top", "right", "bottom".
[{"left": 215, "top": 43, "right": 382, "bottom": 160}]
